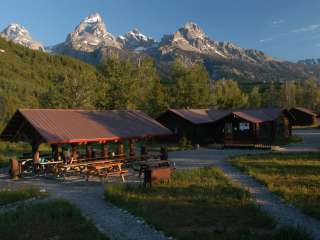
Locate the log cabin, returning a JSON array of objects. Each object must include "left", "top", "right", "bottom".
[{"left": 157, "top": 108, "right": 294, "bottom": 145}]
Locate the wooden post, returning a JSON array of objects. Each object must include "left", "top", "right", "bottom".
[
  {"left": 32, "top": 143, "right": 40, "bottom": 174},
  {"left": 101, "top": 142, "right": 108, "bottom": 158},
  {"left": 71, "top": 143, "right": 78, "bottom": 160},
  {"left": 51, "top": 144, "right": 59, "bottom": 161},
  {"left": 129, "top": 139, "right": 135, "bottom": 157},
  {"left": 255, "top": 123, "right": 260, "bottom": 143},
  {"left": 86, "top": 143, "right": 93, "bottom": 159},
  {"left": 117, "top": 141, "right": 124, "bottom": 156}
]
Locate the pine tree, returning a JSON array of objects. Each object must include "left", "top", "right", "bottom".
[
  {"left": 248, "top": 86, "right": 262, "bottom": 108},
  {"left": 98, "top": 56, "right": 135, "bottom": 110},
  {"left": 212, "top": 80, "right": 248, "bottom": 109},
  {"left": 170, "top": 61, "right": 214, "bottom": 108}
]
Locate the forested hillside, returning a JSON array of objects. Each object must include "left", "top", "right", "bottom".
[
  {"left": 1, "top": 37, "right": 320, "bottom": 130},
  {"left": 0, "top": 37, "right": 101, "bottom": 126}
]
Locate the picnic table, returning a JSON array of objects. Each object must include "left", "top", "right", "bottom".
[
  {"left": 39, "top": 160, "right": 64, "bottom": 175},
  {"left": 86, "top": 161, "right": 128, "bottom": 182}
]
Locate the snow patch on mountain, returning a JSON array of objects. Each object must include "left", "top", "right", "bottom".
[{"left": 118, "top": 28, "right": 157, "bottom": 50}]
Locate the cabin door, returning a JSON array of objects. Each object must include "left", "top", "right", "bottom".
[{"left": 224, "top": 122, "right": 233, "bottom": 143}]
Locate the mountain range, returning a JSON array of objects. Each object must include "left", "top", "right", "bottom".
[{"left": 1, "top": 13, "right": 320, "bottom": 82}]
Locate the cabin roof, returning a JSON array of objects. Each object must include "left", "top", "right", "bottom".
[
  {"left": 164, "top": 108, "right": 290, "bottom": 124},
  {"left": 290, "top": 107, "right": 317, "bottom": 116},
  {"left": 0, "top": 109, "right": 172, "bottom": 144}
]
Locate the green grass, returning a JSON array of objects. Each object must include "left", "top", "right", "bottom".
[
  {"left": 105, "top": 167, "right": 311, "bottom": 240},
  {"left": 274, "top": 135, "right": 303, "bottom": 146},
  {"left": 0, "top": 188, "right": 48, "bottom": 206},
  {"left": 0, "top": 200, "right": 108, "bottom": 240},
  {"left": 231, "top": 152, "right": 320, "bottom": 220},
  {"left": 0, "top": 142, "right": 31, "bottom": 168}
]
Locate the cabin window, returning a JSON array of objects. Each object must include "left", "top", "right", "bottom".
[{"left": 239, "top": 122, "right": 250, "bottom": 131}]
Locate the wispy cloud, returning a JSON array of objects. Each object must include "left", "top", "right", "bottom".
[
  {"left": 272, "top": 19, "right": 284, "bottom": 25},
  {"left": 292, "top": 24, "right": 320, "bottom": 33},
  {"left": 259, "top": 37, "right": 274, "bottom": 43}
]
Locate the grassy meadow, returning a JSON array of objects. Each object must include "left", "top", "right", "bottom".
[
  {"left": 105, "top": 167, "right": 311, "bottom": 240},
  {"left": 0, "top": 200, "right": 108, "bottom": 240},
  {"left": 0, "top": 188, "right": 48, "bottom": 206},
  {"left": 231, "top": 152, "right": 320, "bottom": 220},
  {"left": 0, "top": 142, "right": 31, "bottom": 168}
]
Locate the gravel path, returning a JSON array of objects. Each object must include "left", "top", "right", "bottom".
[
  {"left": 0, "top": 175, "right": 169, "bottom": 240},
  {"left": 170, "top": 148, "right": 320, "bottom": 240}
]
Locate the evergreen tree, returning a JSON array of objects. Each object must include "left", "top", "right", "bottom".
[
  {"left": 147, "top": 78, "right": 168, "bottom": 117},
  {"left": 212, "top": 80, "right": 248, "bottom": 109},
  {"left": 302, "top": 78, "right": 320, "bottom": 110},
  {"left": 98, "top": 56, "right": 135, "bottom": 110},
  {"left": 42, "top": 73, "right": 97, "bottom": 109},
  {"left": 262, "top": 82, "right": 281, "bottom": 107},
  {"left": 170, "top": 61, "right": 214, "bottom": 108},
  {"left": 248, "top": 86, "right": 262, "bottom": 108}
]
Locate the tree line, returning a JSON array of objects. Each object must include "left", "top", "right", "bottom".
[{"left": 41, "top": 57, "right": 320, "bottom": 117}]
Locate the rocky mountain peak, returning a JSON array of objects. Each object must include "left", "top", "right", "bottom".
[
  {"left": 181, "top": 22, "right": 207, "bottom": 40},
  {"left": 83, "top": 13, "right": 103, "bottom": 24},
  {"left": 118, "top": 28, "right": 157, "bottom": 51},
  {"left": 0, "top": 23, "right": 44, "bottom": 50},
  {"left": 58, "top": 12, "right": 121, "bottom": 52},
  {"left": 158, "top": 21, "right": 272, "bottom": 63}
]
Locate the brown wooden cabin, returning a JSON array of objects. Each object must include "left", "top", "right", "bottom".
[
  {"left": 289, "top": 107, "right": 318, "bottom": 126},
  {"left": 0, "top": 109, "right": 172, "bottom": 164},
  {"left": 157, "top": 108, "right": 293, "bottom": 145}
]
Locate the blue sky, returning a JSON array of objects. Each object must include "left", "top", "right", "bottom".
[{"left": 0, "top": 0, "right": 320, "bottom": 61}]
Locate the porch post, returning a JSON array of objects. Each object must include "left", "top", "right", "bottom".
[
  {"left": 101, "top": 142, "right": 108, "bottom": 158},
  {"left": 51, "top": 144, "right": 59, "bottom": 161},
  {"left": 86, "top": 143, "right": 93, "bottom": 159},
  {"left": 71, "top": 143, "right": 78, "bottom": 160},
  {"left": 117, "top": 141, "right": 124, "bottom": 156},
  {"left": 255, "top": 123, "right": 260, "bottom": 143},
  {"left": 32, "top": 143, "right": 40, "bottom": 174},
  {"left": 129, "top": 139, "right": 136, "bottom": 157}
]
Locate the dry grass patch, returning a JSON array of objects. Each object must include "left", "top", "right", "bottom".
[{"left": 231, "top": 152, "right": 320, "bottom": 220}]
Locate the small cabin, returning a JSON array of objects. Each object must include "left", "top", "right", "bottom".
[
  {"left": 289, "top": 107, "right": 318, "bottom": 126},
  {"left": 157, "top": 108, "right": 293, "bottom": 145}
]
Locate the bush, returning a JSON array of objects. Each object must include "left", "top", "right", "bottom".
[{"left": 178, "top": 136, "right": 193, "bottom": 150}]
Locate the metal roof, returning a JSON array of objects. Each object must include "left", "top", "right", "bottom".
[
  {"left": 290, "top": 107, "right": 317, "bottom": 117},
  {"left": 165, "top": 108, "right": 289, "bottom": 124},
  {"left": 1, "top": 109, "right": 172, "bottom": 144},
  {"left": 168, "top": 109, "right": 213, "bottom": 124}
]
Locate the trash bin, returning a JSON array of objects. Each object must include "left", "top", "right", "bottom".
[
  {"left": 144, "top": 167, "right": 172, "bottom": 187},
  {"left": 10, "top": 158, "right": 21, "bottom": 180}
]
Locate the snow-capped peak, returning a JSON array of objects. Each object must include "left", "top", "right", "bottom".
[
  {"left": 84, "top": 13, "right": 103, "bottom": 24},
  {"left": 118, "top": 28, "right": 157, "bottom": 51},
  {"left": 128, "top": 28, "right": 149, "bottom": 41},
  {"left": 0, "top": 23, "right": 44, "bottom": 50},
  {"left": 2, "top": 23, "right": 30, "bottom": 40},
  {"left": 57, "top": 13, "right": 121, "bottom": 52}
]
